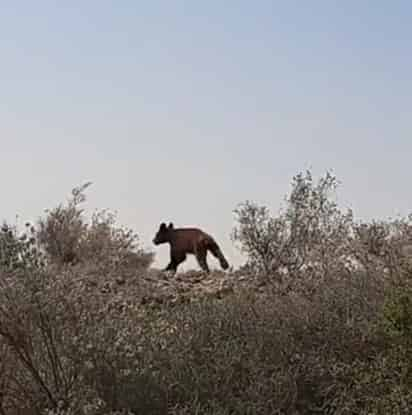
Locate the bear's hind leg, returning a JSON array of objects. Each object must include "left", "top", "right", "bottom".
[{"left": 195, "top": 250, "right": 210, "bottom": 273}]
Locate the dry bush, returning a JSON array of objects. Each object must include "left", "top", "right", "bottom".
[
  {"left": 232, "top": 171, "right": 354, "bottom": 281},
  {"left": 228, "top": 169, "right": 412, "bottom": 413},
  {"left": 37, "top": 183, "right": 153, "bottom": 271},
  {"left": 232, "top": 170, "right": 412, "bottom": 289},
  {"left": 0, "top": 222, "right": 44, "bottom": 272},
  {"left": 0, "top": 262, "right": 408, "bottom": 414},
  {"left": 134, "top": 267, "right": 391, "bottom": 414},
  {"left": 0, "top": 172, "right": 412, "bottom": 414},
  {"left": 0, "top": 263, "right": 167, "bottom": 414},
  {"left": 0, "top": 184, "right": 157, "bottom": 414}
]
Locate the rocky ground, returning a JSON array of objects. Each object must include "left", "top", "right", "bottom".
[{"left": 138, "top": 268, "right": 267, "bottom": 306}]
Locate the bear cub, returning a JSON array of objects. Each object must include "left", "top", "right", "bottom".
[{"left": 153, "top": 222, "right": 229, "bottom": 273}]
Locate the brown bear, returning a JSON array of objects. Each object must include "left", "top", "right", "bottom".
[{"left": 152, "top": 222, "right": 229, "bottom": 273}]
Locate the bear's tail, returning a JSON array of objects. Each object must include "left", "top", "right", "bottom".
[{"left": 208, "top": 240, "right": 229, "bottom": 270}]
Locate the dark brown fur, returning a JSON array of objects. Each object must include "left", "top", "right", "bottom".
[{"left": 152, "top": 222, "right": 229, "bottom": 273}]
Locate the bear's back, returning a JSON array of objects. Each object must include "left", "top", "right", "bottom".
[{"left": 172, "top": 228, "right": 212, "bottom": 254}]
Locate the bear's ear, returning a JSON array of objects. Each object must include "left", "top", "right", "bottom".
[
  {"left": 159, "top": 222, "right": 166, "bottom": 230},
  {"left": 168, "top": 222, "right": 174, "bottom": 229}
]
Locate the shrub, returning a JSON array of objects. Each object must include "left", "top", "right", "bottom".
[
  {"left": 37, "top": 183, "right": 153, "bottom": 271},
  {"left": 0, "top": 246, "right": 163, "bottom": 414},
  {"left": 1, "top": 172, "right": 412, "bottom": 414},
  {"left": 0, "top": 221, "right": 43, "bottom": 272},
  {"left": 0, "top": 183, "right": 156, "bottom": 414},
  {"left": 233, "top": 170, "right": 412, "bottom": 292},
  {"left": 383, "top": 285, "right": 412, "bottom": 342},
  {"left": 232, "top": 170, "right": 354, "bottom": 281}
]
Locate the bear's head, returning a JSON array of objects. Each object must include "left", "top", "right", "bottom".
[{"left": 153, "top": 222, "right": 174, "bottom": 245}]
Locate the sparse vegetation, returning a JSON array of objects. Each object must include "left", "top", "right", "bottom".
[{"left": 0, "top": 171, "right": 411, "bottom": 414}]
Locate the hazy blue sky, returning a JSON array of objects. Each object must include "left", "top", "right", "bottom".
[{"left": 1, "top": 1, "right": 411, "bottom": 269}]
